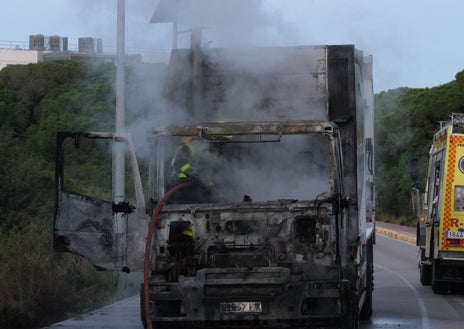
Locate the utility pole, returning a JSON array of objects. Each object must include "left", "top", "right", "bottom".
[{"left": 113, "top": 0, "right": 126, "bottom": 263}]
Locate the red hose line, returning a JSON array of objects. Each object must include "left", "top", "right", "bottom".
[{"left": 143, "top": 181, "right": 191, "bottom": 329}]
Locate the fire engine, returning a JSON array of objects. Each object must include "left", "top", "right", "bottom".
[{"left": 412, "top": 113, "right": 464, "bottom": 293}]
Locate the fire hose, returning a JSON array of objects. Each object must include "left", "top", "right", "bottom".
[{"left": 143, "top": 181, "right": 191, "bottom": 329}]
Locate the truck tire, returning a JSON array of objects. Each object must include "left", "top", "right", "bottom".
[
  {"left": 419, "top": 248, "right": 432, "bottom": 286},
  {"left": 432, "top": 280, "right": 448, "bottom": 294},
  {"left": 431, "top": 259, "right": 448, "bottom": 294},
  {"left": 359, "top": 238, "right": 374, "bottom": 320},
  {"left": 450, "top": 283, "right": 464, "bottom": 294},
  {"left": 420, "top": 264, "right": 432, "bottom": 286}
]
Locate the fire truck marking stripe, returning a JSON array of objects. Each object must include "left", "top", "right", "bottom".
[{"left": 442, "top": 134, "right": 464, "bottom": 250}]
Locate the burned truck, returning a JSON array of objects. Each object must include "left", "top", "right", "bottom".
[{"left": 54, "top": 44, "right": 375, "bottom": 328}]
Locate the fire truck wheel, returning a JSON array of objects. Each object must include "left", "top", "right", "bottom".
[
  {"left": 432, "top": 280, "right": 448, "bottom": 294},
  {"left": 420, "top": 264, "right": 432, "bottom": 286},
  {"left": 432, "top": 260, "right": 448, "bottom": 294},
  {"left": 450, "top": 283, "right": 464, "bottom": 294}
]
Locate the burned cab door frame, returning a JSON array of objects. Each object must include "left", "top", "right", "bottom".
[{"left": 54, "top": 132, "right": 147, "bottom": 272}]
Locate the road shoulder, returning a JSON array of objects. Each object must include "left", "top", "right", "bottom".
[{"left": 376, "top": 221, "right": 416, "bottom": 244}]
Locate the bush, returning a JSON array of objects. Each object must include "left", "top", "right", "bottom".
[
  {"left": 0, "top": 61, "right": 118, "bottom": 328},
  {"left": 0, "top": 220, "right": 117, "bottom": 328}
]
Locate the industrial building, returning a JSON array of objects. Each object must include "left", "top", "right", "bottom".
[{"left": 0, "top": 34, "right": 163, "bottom": 70}]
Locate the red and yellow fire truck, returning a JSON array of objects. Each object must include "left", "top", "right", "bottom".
[{"left": 413, "top": 113, "right": 464, "bottom": 293}]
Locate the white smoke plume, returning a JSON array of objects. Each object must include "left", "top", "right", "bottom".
[
  {"left": 120, "top": 1, "right": 332, "bottom": 203},
  {"left": 68, "top": 0, "right": 333, "bottom": 202},
  {"left": 119, "top": 0, "right": 306, "bottom": 150},
  {"left": 176, "top": 0, "right": 299, "bottom": 48}
]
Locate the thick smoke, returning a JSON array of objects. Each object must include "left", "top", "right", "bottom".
[
  {"left": 69, "top": 0, "right": 297, "bottom": 53},
  {"left": 124, "top": 1, "right": 332, "bottom": 202},
  {"left": 171, "top": 45, "right": 332, "bottom": 202},
  {"left": 162, "top": 132, "right": 332, "bottom": 203},
  {"left": 71, "top": 1, "right": 333, "bottom": 202},
  {"left": 202, "top": 47, "right": 327, "bottom": 122},
  {"left": 121, "top": 1, "right": 307, "bottom": 152},
  {"left": 197, "top": 135, "right": 331, "bottom": 202},
  {"left": 176, "top": 0, "right": 299, "bottom": 48},
  {"left": 69, "top": 0, "right": 307, "bottom": 123}
]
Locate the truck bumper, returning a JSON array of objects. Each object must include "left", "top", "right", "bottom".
[
  {"left": 434, "top": 253, "right": 464, "bottom": 283},
  {"left": 149, "top": 267, "right": 353, "bottom": 329}
]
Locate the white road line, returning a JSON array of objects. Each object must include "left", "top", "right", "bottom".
[{"left": 375, "top": 263, "right": 430, "bottom": 329}]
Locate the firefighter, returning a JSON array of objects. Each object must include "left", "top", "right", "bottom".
[
  {"left": 171, "top": 136, "right": 197, "bottom": 181},
  {"left": 169, "top": 136, "right": 213, "bottom": 203}
]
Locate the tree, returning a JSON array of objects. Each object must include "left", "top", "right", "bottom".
[{"left": 375, "top": 70, "right": 464, "bottom": 221}]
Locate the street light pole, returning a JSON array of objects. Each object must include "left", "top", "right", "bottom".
[
  {"left": 113, "top": 0, "right": 126, "bottom": 258},
  {"left": 116, "top": 0, "right": 125, "bottom": 136}
]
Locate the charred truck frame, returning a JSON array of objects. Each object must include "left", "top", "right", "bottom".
[{"left": 54, "top": 44, "right": 375, "bottom": 328}]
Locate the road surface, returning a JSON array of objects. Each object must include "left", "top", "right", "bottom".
[
  {"left": 43, "top": 295, "right": 141, "bottom": 329},
  {"left": 44, "top": 227, "right": 464, "bottom": 329},
  {"left": 361, "top": 233, "right": 464, "bottom": 329}
]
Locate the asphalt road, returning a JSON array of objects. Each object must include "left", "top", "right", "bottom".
[
  {"left": 361, "top": 234, "right": 464, "bottom": 329},
  {"left": 44, "top": 232, "right": 464, "bottom": 329},
  {"left": 43, "top": 295, "right": 142, "bottom": 329}
]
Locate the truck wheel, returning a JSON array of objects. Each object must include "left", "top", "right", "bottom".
[
  {"left": 432, "top": 280, "right": 448, "bottom": 294},
  {"left": 419, "top": 248, "right": 431, "bottom": 286},
  {"left": 420, "top": 264, "right": 432, "bottom": 286},
  {"left": 432, "top": 259, "right": 448, "bottom": 294},
  {"left": 360, "top": 238, "right": 374, "bottom": 320},
  {"left": 450, "top": 283, "right": 464, "bottom": 294}
]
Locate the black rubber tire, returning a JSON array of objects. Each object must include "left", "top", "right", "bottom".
[
  {"left": 431, "top": 259, "right": 448, "bottom": 294},
  {"left": 420, "top": 264, "right": 432, "bottom": 286},
  {"left": 432, "top": 280, "right": 448, "bottom": 294}
]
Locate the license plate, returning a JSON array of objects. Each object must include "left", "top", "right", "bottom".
[
  {"left": 220, "top": 302, "right": 262, "bottom": 314},
  {"left": 446, "top": 231, "right": 464, "bottom": 239}
]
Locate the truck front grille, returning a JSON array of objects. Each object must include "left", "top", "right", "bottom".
[
  {"left": 213, "top": 253, "right": 270, "bottom": 267},
  {"left": 205, "top": 284, "right": 284, "bottom": 296},
  {"left": 204, "top": 268, "right": 288, "bottom": 297}
]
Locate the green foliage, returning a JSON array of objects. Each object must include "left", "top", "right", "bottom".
[
  {"left": 0, "top": 59, "right": 165, "bottom": 328},
  {"left": 0, "top": 61, "right": 118, "bottom": 328},
  {"left": 375, "top": 70, "right": 464, "bottom": 222},
  {"left": 62, "top": 138, "right": 113, "bottom": 200},
  {"left": 0, "top": 221, "right": 116, "bottom": 329}
]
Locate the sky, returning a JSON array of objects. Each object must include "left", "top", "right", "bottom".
[{"left": 0, "top": 0, "right": 463, "bottom": 92}]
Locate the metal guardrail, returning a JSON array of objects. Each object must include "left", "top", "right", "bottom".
[{"left": 0, "top": 40, "right": 29, "bottom": 49}]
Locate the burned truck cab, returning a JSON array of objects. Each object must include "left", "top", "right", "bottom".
[
  {"left": 143, "top": 120, "right": 353, "bottom": 328},
  {"left": 53, "top": 44, "right": 374, "bottom": 329}
]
